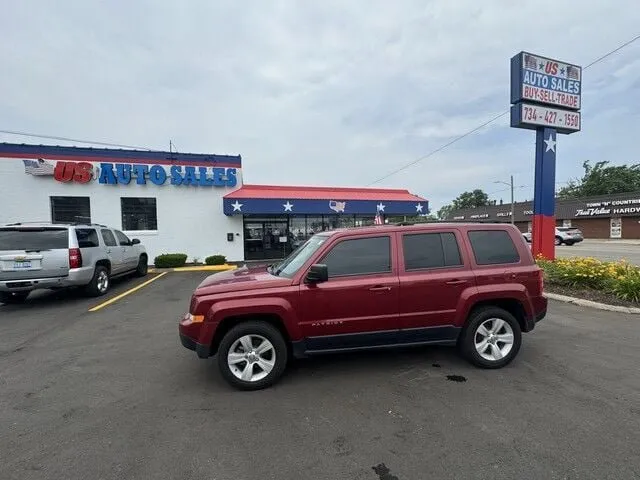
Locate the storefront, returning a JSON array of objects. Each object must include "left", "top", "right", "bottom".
[
  {"left": 0, "top": 143, "right": 428, "bottom": 261},
  {"left": 223, "top": 185, "right": 427, "bottom": 260},
  {"left": 444, "top": 192, "right": 640, "bottom": 239}
]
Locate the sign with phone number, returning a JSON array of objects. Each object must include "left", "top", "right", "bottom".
[{"left": 510, "top": 102, "right": 580, "bottom": 134}]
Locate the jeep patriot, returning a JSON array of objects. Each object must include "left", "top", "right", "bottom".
[{"left": 179, "top": 223, "right": 547, "bottom": 390}]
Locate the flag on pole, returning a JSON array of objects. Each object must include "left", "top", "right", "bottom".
[{"left": 374, "top": 213, "right": 383, "bottom": 225}]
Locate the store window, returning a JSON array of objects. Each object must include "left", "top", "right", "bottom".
[
  {"left": 50, "top": 196, "right": 91, "bottom": 224},
  {"left": 121, "top": 197, "right": 157, "bottom": 231}
]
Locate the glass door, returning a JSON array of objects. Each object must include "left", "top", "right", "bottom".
[{"left": 243, "top": 218, "right": 291, "bottom": 260}]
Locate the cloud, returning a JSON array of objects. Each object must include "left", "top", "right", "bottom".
[{"left": 1, "top": 0, "right": 640, "bottom": 211}]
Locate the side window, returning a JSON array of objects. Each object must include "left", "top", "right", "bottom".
[
  {"left": 402, "top": 232, "right": 462, "bottom": 270},
  {"left": 468, "top": 230, "right": 520, "bottom": 265},
  {"left": 101, "top": 229, "right": 117, "bottom": 247},
  {"left": 321, "top": 236, "right": 391, "bottom": 277},
  {"left": 75, "top": 228, "right": 99, "bottom": 248},
  {"left": 115, "top": 230, "right": 131, "bottom": 246}
]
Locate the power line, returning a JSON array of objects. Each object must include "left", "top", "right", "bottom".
[
  {"left": 0, "top": 129, "right": 154, "bottom": 151},
  {"left": 368, "top": 33, "right": 640, "bottom": 186}
]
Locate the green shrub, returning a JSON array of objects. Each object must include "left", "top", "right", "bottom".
[
  {"left": 205, "top": 254, "right": 227, "bottom": 265},
  {"left": 154, "top": 253, "right": 188, "bottom": 268},
  {"left": 536, "top": 256, "right": 640, "bottom": 303},
  {"left": 608, "top": 268, "right": 640, "bottom": 302}
]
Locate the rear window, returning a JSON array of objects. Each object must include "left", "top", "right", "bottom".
[
  {"left": 76, "top": 228, "right": 100, "bottom": 248},
  {"left": 467, "top": 230, "right": 520, "bottom": 265},
  {"left": 402, "top": 232, "right": 462, "bottom": 270},
  {"left": 0, "top": 228, "right": 68, "bottom": 251}
]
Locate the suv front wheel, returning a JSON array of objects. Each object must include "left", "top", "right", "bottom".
[
  {"left": 217, "top": 321, "right": 288, "bottom": 390},
  {"left": 460, "top": 307, "right": 522, "bottom": 369}
]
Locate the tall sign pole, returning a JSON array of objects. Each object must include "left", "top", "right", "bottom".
[{"left": 510, "top": 52, "right": 582, "bottom": 260}]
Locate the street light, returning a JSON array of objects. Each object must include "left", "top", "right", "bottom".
[{"left": 494, "top": 175, "right": 515, "bottom": 225}]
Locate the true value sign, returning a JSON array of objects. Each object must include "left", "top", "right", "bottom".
[{"left": 510, "top": 51, "right": 582, "bottom": 260}]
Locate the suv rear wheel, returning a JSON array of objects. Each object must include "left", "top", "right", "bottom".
[
  {"left": 0, "top": 291, "right": 30, "bottom": 305},
  {"left": 85, "top": 266, "right": 110, "bottom": 297},
  {"left": 460, "top": 307, "right": 522, "bottom": 369},
  {"left": 217, "top": 321, "right": 288, "bottom": 390}
]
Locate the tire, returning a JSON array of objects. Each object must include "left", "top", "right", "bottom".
[
  {"left": 460, "top": 307, "right": 522, "bottom": 369},
  {"left": 554, "top": 236, "right": 563, "bottom": 246},
  {"left": 135, "top": 255, "right": 148, "bottom": 277},
  {"left": 0, "top": 291, "right": 30, "bottom": 305},
  {"left": 217, "top": 321, "right": 288, "bottom": 390},
  {"left": 85, "top": 266, "right": 110, "bottom": 297}
]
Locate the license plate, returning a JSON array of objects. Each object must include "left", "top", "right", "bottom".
[{"left": 13, "top": 261, "right": 32, "bottom": 269}]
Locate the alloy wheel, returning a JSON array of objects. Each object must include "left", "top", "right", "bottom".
[
  {"left": 227, "top": 334, "right": 276, "bottom": 382},
  {"left": 474, "top": 318, "right": 514, "bottom": 362}
]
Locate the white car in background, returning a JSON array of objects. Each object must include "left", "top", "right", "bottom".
[{"left": 522, "top": 227, "right": 584, "bottom": 246}]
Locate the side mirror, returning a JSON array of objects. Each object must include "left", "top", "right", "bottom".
[
  {"left": 131, "top": 238, "right": 141, "bottom": 245},
  {"left": 305, "top": 264, "right": 328, "bottom": 283}
]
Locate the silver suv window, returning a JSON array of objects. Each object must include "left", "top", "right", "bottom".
[
  {"left": 0, "top": 227, "right": 68, "bottom": 251},
  {"left": 75, "top": 228, "right": 100, "bottom": 248}
]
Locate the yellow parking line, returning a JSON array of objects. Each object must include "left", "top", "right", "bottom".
[{"left": 88, "top": 272, "right": 168, "bottom": 312}]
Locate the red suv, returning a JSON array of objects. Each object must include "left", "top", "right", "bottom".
[{"left": 179, "top": 223, "right": 547, "bottom": 390}]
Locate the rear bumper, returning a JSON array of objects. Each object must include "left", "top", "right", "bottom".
[
  {"left": 0, "top": 266, "right": 94, "bottom": 292},
  {"left": 524, "top": 296, "right": 548, "bottom": 332}
]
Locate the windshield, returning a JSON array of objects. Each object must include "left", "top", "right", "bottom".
[{"left": 273, "top": 235, "right": 328, "bottom": 278}]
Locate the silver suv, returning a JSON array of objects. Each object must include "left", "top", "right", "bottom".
[{"left": 0, "top": 223, "right": 148, "bottom": 304}]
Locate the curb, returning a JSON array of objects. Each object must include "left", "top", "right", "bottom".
[
  {"left": 546, "top": 292, "right": 640, "bottom": 314},
  {"left": 148, "top": 265, "right": 237, "bottom": 273}
]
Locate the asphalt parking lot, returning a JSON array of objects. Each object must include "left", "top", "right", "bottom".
[{"left": 1, "top": 272, "right": 639, "bottom": 480}]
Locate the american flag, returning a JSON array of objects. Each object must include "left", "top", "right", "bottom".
[
  {"left": 374, "top": 213, "right": 383, "bottom": 225},
  {"left": 524, "top": 54, "right": 538, "bottom": 70},
  {"left": 566, "top": 65, "right": 580, "bottom": 80},
  {"left": 23, "top": 159, "right": 54, "bottom": 176}
]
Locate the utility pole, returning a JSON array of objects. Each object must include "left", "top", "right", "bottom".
[
  {"left": 494, "top": 176, "right": 515, "bottom": 225},
  {"left": 510, "top": 174, "right": 514, "bottom": 225}
]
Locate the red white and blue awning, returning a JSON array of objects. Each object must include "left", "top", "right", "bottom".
[{"left": 223, "top": 185, "right": 428, "bottom": 216}]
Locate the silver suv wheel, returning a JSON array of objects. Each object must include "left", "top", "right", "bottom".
[{"left": 96, "top": 270, "right": 109, "bottom": 294}]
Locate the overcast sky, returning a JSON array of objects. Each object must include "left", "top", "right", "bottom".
[{"left": 1, "top": 1, "right": 639, "bottom": 211}]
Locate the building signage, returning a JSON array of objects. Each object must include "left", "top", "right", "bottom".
[
  {"left": 510, "top": 103, "right": 581, "bottom": 134},
  {"left": 575, "top": 198, "right": 640, "bottom": 216},
  {"left": 510, "top": 52, "right": 581, "bottom": 110},
  {"left": 27, "top": 159, "right": 237, "bottom": 187},
  {"left": 469, "top": 213, "right": 489, "bottom": 219}
]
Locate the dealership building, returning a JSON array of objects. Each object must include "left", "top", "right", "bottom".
[
  {"left": 0, "top": 143, "right": 428, "bottom": 262},
  {"left": 443, "top": 192, "right": 640, "bottom": 239}
]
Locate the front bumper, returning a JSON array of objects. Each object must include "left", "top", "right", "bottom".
[{"left": 179, "top": 332, "right": 212, "bottom": 359}]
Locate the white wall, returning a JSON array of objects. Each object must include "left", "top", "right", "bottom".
[{"left": 0, "top": 158, "right": 245, "bottom": 263}]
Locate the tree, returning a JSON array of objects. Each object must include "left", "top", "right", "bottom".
[
  {"left": 451, "top": 189, "right": 490, "bottom": 209},
  {"left": 437, "top": 189, "right": 490, "bottom": 219},
  {"left": 557, "top": 160, "right": 640, "bottom": 199}
]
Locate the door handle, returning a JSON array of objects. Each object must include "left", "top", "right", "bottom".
[
  {"left": 445, "top": 279, "right": 467, "bottom": 285},
  {"left": 369, "top": 285, "right": 392, "bottom": 292}
]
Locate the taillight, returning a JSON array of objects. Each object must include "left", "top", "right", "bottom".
[{"left": 69, "top": 248, "right": 82, "bottom": 269}]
